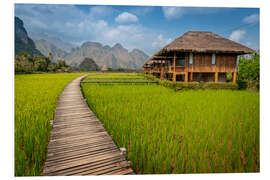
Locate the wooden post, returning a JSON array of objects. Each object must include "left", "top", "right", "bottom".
[
  {"left": 233, "top": 71, "right": 237, "bottom": 83},
  {"left": 215, "top": 72, "right": 218, "bottom": 82},
  {"left": 184, "top": 72, "right": 188, "bottom": 82},
  {"left": 190, "top": 72, "right": 193, "bottom": 82},
  {"left": 173, "top": 73, "right": 176, "bottom": 82},
  {"left": 169, "top": 60, "right": 172, "bottom": 72},
  {"left": 173, "top": 52, "right": 176, "bottom": 82},
  {"left": 160, "top": 65, "right": 164, "bottom": 80}
]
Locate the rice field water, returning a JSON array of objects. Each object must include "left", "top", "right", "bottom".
[
  {"left": 15, "top": 73, "right": 85, "bottom": 176},
  {"left": 81, "top": 73, "right": 259, "bottom": 174}
]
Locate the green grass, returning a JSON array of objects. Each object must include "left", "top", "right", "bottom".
[
  {"left": 15, "top": 73, "right": 84, "bottom": 176},
  {"left": 81, "top": 80, "right": 259, "bottom": 174}
]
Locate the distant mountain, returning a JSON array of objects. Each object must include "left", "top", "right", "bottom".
[
  {"left": 34, "top": 39, "right": 68, "bottom": 61},
  {"left": 79, "top": 57, "right": 99, "bottom": 71},
  {"left": 15, "top": 17, "right": 43, "bottom": 56},
  {"left": 29, "top": 31, "right": 74, "bottom": 53},
  {"left": 65, "top": 42, "right": 149, "bottom": 69}
]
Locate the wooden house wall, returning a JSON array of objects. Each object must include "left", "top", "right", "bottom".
[
  {"left": 144, "top": 53, "right": 237, "bottom": 74},
  {"left": 178, "top": 53, "right": 237, "bottom": 73}
]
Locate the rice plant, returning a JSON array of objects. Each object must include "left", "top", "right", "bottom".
[
  {"left": 81, "top": 74, "right": 259, "bottom": 174},
  {"left": 15, "top": 73, "right": 84, "bottom": 176}
]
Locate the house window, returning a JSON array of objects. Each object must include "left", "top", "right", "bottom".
[
  {"left": 176, "top": 55, "right": 186, "bottom": 66},
  {"left": 189, "top": 53, "right": 193, "bottom": 64},
  {"left": 212, "top": 53, "right": 216, "bottom": 64}
]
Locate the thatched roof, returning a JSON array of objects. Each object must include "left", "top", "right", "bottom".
[
  {"left": 142, "top": 58, "right": 153, "bottom": 67},
  {"left": 155, "top": 31, "right": 255, "bottom": 56}
]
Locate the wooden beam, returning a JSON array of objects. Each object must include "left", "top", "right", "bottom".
[{"left": 215, "top": 72, "right": 218, "bottom": 82}]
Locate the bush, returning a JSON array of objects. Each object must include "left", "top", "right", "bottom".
[
  {"left": 237, "top": 52, "right": 260, "bottom": 90},
  {"left": 158, "top": 80, "right": 176, "bottom": 88},
  {"left": 202, "top": 82, "right": 238, "bottom": 90},
  {"left": 175, "top": 82, "right": 200, "bottom": 91},
  {"left": 145, "top": 74, "right": 238, "bottom": 91},
  {"left": 237, "top": 79, "right": 248, "bottom": 90},
  {"left": 247, "top": 80, "right": 260, "bottom": 91},
  {"left": 144, "top": 74, "right": 160, "bottom": 81}
]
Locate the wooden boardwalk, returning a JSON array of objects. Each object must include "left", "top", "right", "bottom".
[{"left": 43, "top": 75, "right": 134, "bottom": 176}]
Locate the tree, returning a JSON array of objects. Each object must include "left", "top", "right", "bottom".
[
  {"left": 237, "top": 52, "right": 260, "bottom": 90},
  {"left": 15, "top": 51, "right": 35, "bottom": 73},
  {"left": 34, "top": 58, "right": 47, "bottom": 72},
  {"left": 47, "top": 63, "right": 58, "bottom": 72},
  {"left": 15, "top": 52, "right": 71, "bottom": 73}
]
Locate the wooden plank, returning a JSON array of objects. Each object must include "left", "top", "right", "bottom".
[
  {"left": 65, "top": 159, "right": 126, "bottom": 176},
  {"left": 43, "top": 75, "right": 134, "bottom": 176},
  {"left": 47, "top": 156, "right": 126, "bottom": 176},
  {"left": 47, "top": 141, "right": 117, "bottom": 159},
  {"left": 46, "top": 142, "right": 117, "bottom": 160},
  {"left": 108, "top": 168, "right": 134, "bottom": 175},
  {"left": 45, "top": 147, "right": 119, "bottom": 167},
  {"left": 43, "top": 152, "right": 123, "bottom": 175}
]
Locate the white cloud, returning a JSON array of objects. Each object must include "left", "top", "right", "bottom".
[
  {"left": 130, "top": 7, "right": 154, "bottom": 16},
  {"left": 162, "top": 7, "right": 222, "bottom": 20},
  {"left": 152, "top": 34, "right": 172, "bottom": 48},
  {"left": 243, "top": 14, "right": 259, "bottom": 24},
  {"left": 15, "top": 4, "right": 171, "bottom": 55},
  {"left": 89, "top": 6, "right": 115, "bottom": 19},
  {"left": 162, "top": 7, "right": 184, "bottom": 20},
  {"left": 115, "top": 12, "right": 138, "bottom": 24},
  {"left": 229, "top": 29, "right": 246, "bottom": 42}
]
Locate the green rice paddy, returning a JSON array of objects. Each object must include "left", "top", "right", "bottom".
[
  {"left": 81, "top": 73, "right": 260, "bottom": 174},
  {"left": 15, "top": 73, "right": 260, "bottom": 175},
  {"left": 15, "top": 73, "right": 84, "bottom": 176}
]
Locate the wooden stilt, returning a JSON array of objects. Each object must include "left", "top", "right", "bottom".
[
  {"left": 173, "top": 73, "right": 176, "bottom": 82},
  {"left": 233, "top": 71, "right": 237, "bottom": 83},
  {"left": 215, "top": 72, "right": 219, "bottom": 82},
  {"left": 160, "top": 68, "right": 164, "bottom": 80},
  {"left": 184, "top": 72, "right": 188, "bottom": 82},
  {"left": 190, "top": 72, "right": 193, "bottom": 82},
  {"left": 169, "top": 60, "right": 172, "bottom": 72},
  {"left": 173, "top": 52, "right": 176, "bottom": 82}
]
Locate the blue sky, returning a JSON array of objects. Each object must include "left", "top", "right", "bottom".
[{"left": 15, "top": 4, "right": 259, "bottom": 55}]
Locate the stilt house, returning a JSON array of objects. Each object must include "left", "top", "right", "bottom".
[{"left": 143, "top": 31, "right": 255, "bottom": 83}]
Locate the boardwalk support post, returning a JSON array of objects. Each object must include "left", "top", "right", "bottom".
[
  {"left": 50, "top": 120, "right": 54, "bottom": 127},
  {"left": 120, "top": 147, "right": 127, "bottom": 157}
]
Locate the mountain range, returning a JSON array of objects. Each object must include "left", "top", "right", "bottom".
[
  {"left": 15, "top": 17, "right": 43, "bottom": 56},
  {"left": 34, "top": 39, "right": 68, "bottom": 61},
  {"left": 64, "top": 42, "right": 148, "bottom": 69},
  {"left": 15, "top": 16, "right": 149, "bottom": 69}
]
